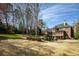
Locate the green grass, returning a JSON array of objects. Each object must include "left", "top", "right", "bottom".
[{"left": 0, "top": 34, "right": 23, "bottom": 39}]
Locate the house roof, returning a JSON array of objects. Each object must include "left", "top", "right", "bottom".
[
  {"left": 53, "top": 23, "right": 72, "bottom": 29},
  {"left": 46, "top": 22, "right": 72, "bottom": 32}
]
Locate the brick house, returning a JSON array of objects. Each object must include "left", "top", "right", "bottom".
[{"left": 52, "top": 21, "right": 74, "bottom": 39}]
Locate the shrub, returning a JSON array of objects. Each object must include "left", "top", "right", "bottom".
[
  {"left": 74, "top": 31, "right": 79, "bottom": 39},
  {"left": 26, "top": 35, "right": 44, "bottom": 41}
]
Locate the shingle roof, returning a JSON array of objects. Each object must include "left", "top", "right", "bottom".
[{"left": 54, "top": 23, "right": 71, "bottom": 28}]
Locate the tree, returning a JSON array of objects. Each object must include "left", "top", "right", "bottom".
[
  {"left": 37, "top": 19, "right": 46, "bottom": 35},
  {"left": 33, "top": 4, "right": 39, "bottom": 36},
  {"left": 74, "top": 20, "right": 79, "bottom": 39},
  {"left": 14, "top": 5, "right": 24, "bottom": 33},
  {"left": 0, "top": 3, "right": 40, "bottom": 35},
  {"left": 25, "top": 4, "right": 33, "bottom": 34},
  {"left": 0, "top": 3, "right": 13, "bottom": 33}
]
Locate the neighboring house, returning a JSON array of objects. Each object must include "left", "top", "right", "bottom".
[{"left": 51, "top": 21, "right": 74, "bottom": 39}]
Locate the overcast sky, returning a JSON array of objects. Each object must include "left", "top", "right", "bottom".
[{"left": 39, "top": 3, "right": 79, "bottom": 28}]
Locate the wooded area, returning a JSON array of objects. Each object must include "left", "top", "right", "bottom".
[{"left": 0, "top": 3, "right": 45, "bottom": 36}]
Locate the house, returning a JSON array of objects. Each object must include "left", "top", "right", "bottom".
[{"left": 52, "top": 21, "right": 74, "bottom": 39}]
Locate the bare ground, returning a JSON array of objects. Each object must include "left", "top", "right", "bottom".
[{"left": 0, "top": 39, "right": 79, "bottom": 56}]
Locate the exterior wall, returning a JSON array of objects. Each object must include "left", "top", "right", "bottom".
[
  {"left": 52, "top": 26, "right": 73, "bottom": 39},
  {"left": 52, "top": 31, "right": 65, "bottom": 39},
  {"left": 59, "top": 27, "right": 72, "bottom": 39},
  {"left": 52, "top": 32, "right": 64, "bottom": 36}
]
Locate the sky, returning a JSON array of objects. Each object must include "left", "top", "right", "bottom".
[{"left": 39, "top": 3, "right": 79, "bottom": 28}]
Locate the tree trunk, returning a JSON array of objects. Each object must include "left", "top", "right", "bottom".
[{"left": 4, "top": 12, "right": 9, "bottom": 33}]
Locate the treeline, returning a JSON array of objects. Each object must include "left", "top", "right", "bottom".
[{"left": 0, "top": 3, "right": 46, "bottom": 35}]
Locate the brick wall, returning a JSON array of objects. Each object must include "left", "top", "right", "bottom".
[{"left": 59, "top": 27, "right": 72, "bottom": 39}]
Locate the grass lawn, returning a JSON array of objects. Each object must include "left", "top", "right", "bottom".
[{"left": 0, "top": 34, "right": 23, "bottom": 39}]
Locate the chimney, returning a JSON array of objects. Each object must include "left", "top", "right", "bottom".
[{"left": 64, "top": 20, "right": 67, "bottom": 26}]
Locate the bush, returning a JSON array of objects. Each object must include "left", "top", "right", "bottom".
[
  {"left": 26, "top": 35, "right": 44, "bottom": 41},
  {"left": 74, "top": 31, "right": 79, "bottom": 39},
  {"left": 26, "top": 35, "right": 54, "bottom": 42}
]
